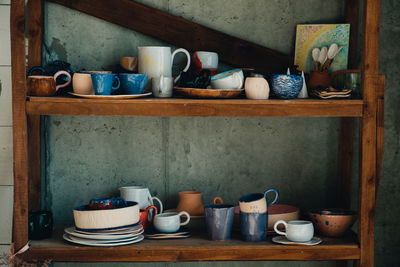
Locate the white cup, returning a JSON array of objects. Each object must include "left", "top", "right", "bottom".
[
  {"left": 119, "top": 186, "right": 163, "bottom": 213},
  {"left": 154, "top": 212, "right": 190, "bottom": 233},
  {"left": 193, "top": 51, "right": 218, "bottom": 69},
  {"left": 152, "top": 76, "right": 174, "bottom": 98},
  {"left": 245, "top": 77, "right": 270, "bottom": 99},
  {"left": 210, "top": 69, "right": 244, "bottom": 89},
  {"left": 274, "top": 220, "right": 314, "bottom": 242}
]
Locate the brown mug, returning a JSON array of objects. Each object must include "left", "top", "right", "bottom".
[
  {"left": 27, "top": 71, "right": 71, "bottom": 96},
  {"left": 176, "top": 191, "right": 204, "bottom": 216}
]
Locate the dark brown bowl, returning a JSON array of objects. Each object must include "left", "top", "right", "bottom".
[{"left": 308, "top": 209, "right": 357, "bottom": 237}]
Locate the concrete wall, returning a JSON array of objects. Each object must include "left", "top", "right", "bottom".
[
  {"left": 0, "top": 0, "right": 13, "bottom": 255},
  {"left": 0, "top": 0, "right": 395, "bottom": 266}
]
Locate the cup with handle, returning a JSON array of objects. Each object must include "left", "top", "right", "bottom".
[
  {"left": 27, "top": 71, "right": 71, "bottom": 96},
  {"left": 239, "top": 188, "right": 279, "bottom": 213},
  {"left": 90, "top": 73, "right": 120, "bottom": 95},
  {"left": 274, "top": 220, "right": 314, "bottom": 242},
  {"left": 153, "top": 211, "right": 190, "bottom": 233},
  {"left": 152, "top": 75, "right": 174, "bottom": 98}
]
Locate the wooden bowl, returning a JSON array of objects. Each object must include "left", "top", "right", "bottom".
[
  {"left": 308, "top": 209, "right": 357, "bottom": 237},
  {"left": 268, "top": 204, "right": 299, "bottom": 230},
  {"left": 73, "top": 201, "right": 139, "bottom": 230}
]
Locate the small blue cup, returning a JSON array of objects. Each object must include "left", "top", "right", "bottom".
[
  {"left": 204, "top": 204, "right": 235, "bottom": 241},
  {"left": 119, "top": 73, "right": 148, "bottom": 94},
  {"left": 240, "top": 212, "right": 268, "bottom": 242},
  {"left": 270, "top": 74, "right": 303, "bottom": 99},
  {"left": 91, "top": 73, "right": 120, "bottom": 95}
]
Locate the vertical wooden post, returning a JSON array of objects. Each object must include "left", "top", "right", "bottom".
[
  {"left": 11, "top": 0, "right": 29, "bottom": 251},
  {"left": 28, "top": 0, "right": 43, "bottom": 211},
  {"left": 358, "top": 0, "right": 381, "bottom": 266},
  {"left": 337, "top": 0, "right": 359, "bottom": 211}
]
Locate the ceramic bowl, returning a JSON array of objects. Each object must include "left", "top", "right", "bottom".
[
  {"left": 268, "top": 204, "right": 299, "bottom": 230},
  {"left": 270, "top": 74, "right": 303, "bottom": 99},
  {"left": 73, "top": 201, "right": 139, "bottom": 230},
  {"left": 308, "top": 209, "right": 357, "bottom": 237}
]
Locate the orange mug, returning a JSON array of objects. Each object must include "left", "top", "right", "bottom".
[{"left": 139, "top": 205, "right": 157, "bottom": 230}]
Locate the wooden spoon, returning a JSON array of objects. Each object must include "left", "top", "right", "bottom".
[
  {"left": 318, "top": 47, "right": 328, "bottom": 71},
  {"left": 312, "top": 48, "right": 320, "bottom": 71}
]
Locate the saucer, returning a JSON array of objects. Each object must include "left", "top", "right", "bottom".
[
  {"left": 272, "top": 236, "right": 322, "bottom": 246},
  {"left": 69, "top": 92, "right": 152, "bottom": 99}
]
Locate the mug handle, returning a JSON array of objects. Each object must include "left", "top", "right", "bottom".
[
  {"left": 28, "top": 66, "right": 45, "bottom": 76},
  {"left": 264, "top": 188, "right": 279, "bottom": 207},
  {"left": 213, "top": 197, "right": 223, "bottom": 204},
  {"left": 54, "top": 71, "right": 72, "bottom": 91},
  {"left": 112, "top": 76, "right": 120, "bottom": 91},
  {"left": 274, "top": 220, "right": 288, "bottom": 236},
  {"left": 151, "top": 196, "right": 163, "bottom": 214},
  {"left": 145, "top": 205, "right": 158, "bottom": 222},
  {"left": 171, "top": 48, "right": 191, "bottom": 83},
  {"left": 178, "top": 211, "right": 190, "bottom": 226},
  {"left": 233, "top": 71, "right": 244, "bottom": 89}
]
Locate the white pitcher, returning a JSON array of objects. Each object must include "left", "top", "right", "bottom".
[
  {"left": 119, "top": 186, "right": 163, "bottom": 213},
  {"left": 138, "top": 46, "right": 191, "bottom": 89}
]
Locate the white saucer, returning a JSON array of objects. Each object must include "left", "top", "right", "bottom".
[
  {"left": 65, "top": 227, "right": 144, "bottom": 240},
  {"left": 272, "top": 236, "right": 322, "bottom": 246},
  {"left": 63, "top": 233, "right": 144, "bottom": 246}
]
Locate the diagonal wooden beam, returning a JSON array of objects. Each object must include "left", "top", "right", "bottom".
[{"left": 48, "top": 0, "right": 291, "bottom": 73}]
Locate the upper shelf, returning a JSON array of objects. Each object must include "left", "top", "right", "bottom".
[{"left": 26, "top": 97, "right": 363, "bottom": 117}]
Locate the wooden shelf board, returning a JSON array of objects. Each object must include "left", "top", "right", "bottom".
[
  {"left": 26, "top": 97, "right": 363, "bottom": 117},
  {"left": 23, "top": 229, "right": 360, "bottom": 262}
]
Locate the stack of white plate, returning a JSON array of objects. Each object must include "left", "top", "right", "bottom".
[{"left": 63, "top": 223, "right": 144, "bottom": 246}]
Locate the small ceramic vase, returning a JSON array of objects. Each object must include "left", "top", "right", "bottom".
[{"left": 176, "top": 191, "right": 204, "bottom": 216}]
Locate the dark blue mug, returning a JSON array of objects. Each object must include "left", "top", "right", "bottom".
[
  {"left": 90, "top": 73, "right": 120, "bottom": 95},
  {"left": 119, "top": 73, "right": 148, "bottom": 94},
  {"left": 204, "top": 204, "right": 235, "bottom": 241},
  {"left": 28, "top": 210, "right": 53, "bottom": 240},
  {"left": 240, "top": 212, "right": 267, "bottom": 242}
]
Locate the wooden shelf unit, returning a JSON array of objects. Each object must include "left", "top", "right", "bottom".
[
  {"left": 23, "top": 229, "right": 360, "bottom": 262},
  {"left": 11, "top": 0, "right": 384, "bottom": 266}
]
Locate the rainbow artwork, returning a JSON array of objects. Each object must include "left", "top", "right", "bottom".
[{"left": 294, "top": 24, "right": 350, "bottom": 74}]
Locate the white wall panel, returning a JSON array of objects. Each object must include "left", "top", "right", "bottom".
[
  {"left": 0, "top": 5, "right": 10, "bottom": 65},
  {"left": 0, "top": 67, "right": 12, "bottom": 126},
  {"left": 0, "top": 127, "right": 12, "bottom": 186},
  {"left": 0, "top": 186, "right": 13, "bottom": 243}
]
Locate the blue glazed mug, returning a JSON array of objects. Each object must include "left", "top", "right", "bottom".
[
  {"left": 239, "top": 188, "right": 279, "bottom": 213},
  {"left": 240, "top": 212, "right": 268, "bottom": 242},
  {"left": 119, "top": 73, "right": 148, "bottom": 94},
  {"left": 90, "top": 73, "right": 120, "bottom": 95},
  {"left": 204, "top": 204, "right": 235, "bottom": 241}
]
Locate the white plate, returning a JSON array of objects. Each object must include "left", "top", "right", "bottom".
[
  {"left": 272, "top": 236, "right": 322, "bottom": 246},
  {"left": 63, "top": 233, "right": 144, "bottom": 246},
  {"left": 65, "top": 227, "right": 144, "bottom": 240},
  {"left": 69, "top": 92, "right": 152, "bottom": 99},
  {"left": 68, "top": 234, "right": 141, "bottom": 244}
]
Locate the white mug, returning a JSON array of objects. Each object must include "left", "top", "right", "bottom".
[
  {"left": 119, "top": 186, "right": 163, "bottom": 213},
  {"left": 152, "top": 76, "right": 174, "bottom": 98},
  {"left": 153, "top": 212, "right": 190, "bottom": 233},
  {"left": 245, "top": 77, "right": 270, "bottom": 99},
  {"left": 274, "top": 220, "right": 314, "bottom": 242},
  {"left": 210, "top": 69, "right": 244, "bottom": 89},
  {"left": 138, "top": 46, "right": 191, "bottom": 89}
]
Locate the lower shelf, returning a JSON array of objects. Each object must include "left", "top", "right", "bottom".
[{"left": 23, "top": 228, "right": 360, "bottom": 262}]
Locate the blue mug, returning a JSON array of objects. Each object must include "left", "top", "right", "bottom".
[
  {"left": 90, "top": 73, "right": 120, "bottom": 95},
  {"left": 204, "top": 204, "right": 235, "bottom": 241},
  {"left": 119, "top": 73, "right": 148, "bottom": 94},
  {"left": 240, "top": 212, "right": 268, "bottom": 242}
]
